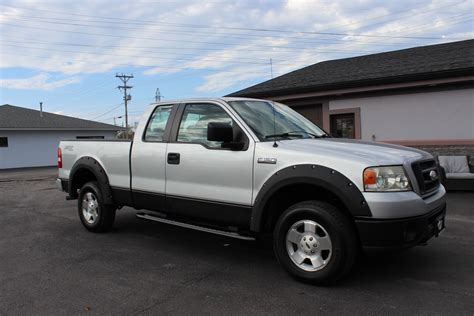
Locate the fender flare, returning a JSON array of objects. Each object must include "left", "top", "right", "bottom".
[
  {"left": 250, "top": 164, "right": 372, "bottom": 232},
  {"left": 69, "top": 156, "right": 114, "bottom": 204}
]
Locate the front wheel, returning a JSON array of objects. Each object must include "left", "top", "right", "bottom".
[
  {"left": 273, "top": 201, "right": 358, "bottom": 285},
  {"left": 78, "top": 181, "right": 116, "bottom": 233}
]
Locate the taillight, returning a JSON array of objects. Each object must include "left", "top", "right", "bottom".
[{"left": 58, "top": 148, "right": 63, "bottom": 168}]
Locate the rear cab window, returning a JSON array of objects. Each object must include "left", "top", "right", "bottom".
[{"left": 144, "top": 104, "right": 175, "bottom": 142}]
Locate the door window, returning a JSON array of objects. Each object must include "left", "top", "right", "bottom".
[
  {"left": 177, "top": 103, "right": 233, "bottom": 148},
  {"left": 330, "top": 113, "right": 355, "bottom": 138},
  {"left": 144, "top": 105, "right": 174, "bottom": 141}
]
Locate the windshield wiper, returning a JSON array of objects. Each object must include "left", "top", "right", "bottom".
[
  {"left": 264, "top": 131, "right": 326, "bottom": 139},
  {"left": 264, "top": 132, "right": 304, "bottom": 139}
]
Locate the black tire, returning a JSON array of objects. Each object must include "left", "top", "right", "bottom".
[
  {"left": 78, "top": 181, "right": 116, "bottom": 233},
  {"left": 273, "top": 200, "right": 358, "bottom": 285}
]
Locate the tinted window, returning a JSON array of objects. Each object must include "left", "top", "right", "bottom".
[
  {"left": 144, "top": 105, "right": 174, "bottom": 141},
  {"left": 0, "top": 137, "right": 8, "bottom": 147},
  {"left": 177, "top": 103, "right": 233, "bottom": 148}
]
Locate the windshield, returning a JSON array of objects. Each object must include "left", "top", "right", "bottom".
[{"left": 227, "top": 100, "right": 327, "bottom": 141}]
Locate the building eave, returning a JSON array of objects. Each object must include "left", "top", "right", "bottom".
[
  {"left": 240, "top": 75, "right": 474, "bottom": 101},
  {"left": 228, "top": 67, "right": 474, "bottom": 99}
]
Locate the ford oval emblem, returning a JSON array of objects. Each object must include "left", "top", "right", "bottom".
[{"left": 429, "top": 170, "right": 438, "bottom": 181}]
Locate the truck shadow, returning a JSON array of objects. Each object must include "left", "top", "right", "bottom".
[{"left": 113, "top": 209, "right": 448, "bottom": 287}]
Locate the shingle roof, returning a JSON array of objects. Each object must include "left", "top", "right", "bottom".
[
  {"left": 228, "top": 39, "right": 474, "bottom": 97},
  {"left": 0, "top": 104, "right": 125, "bottom": 130}
]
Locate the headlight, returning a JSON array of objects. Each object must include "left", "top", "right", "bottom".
[{"left": 363, "top": 166, "right": 411, "bottom": 192}]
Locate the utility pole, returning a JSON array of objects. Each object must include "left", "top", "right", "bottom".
[
  {"left": 155, "top": 88, "right": 163, "bottom": 102},
  {"left": 116, "top": 73, "right": 133, "bottom": 132}
]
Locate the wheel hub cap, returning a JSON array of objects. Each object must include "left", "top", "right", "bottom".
[
  {"left": 286, "top": 219, "right": 332, "bottom": 272},
  {"left": 300, "top": 235, "right": 318, "bottom": 254},
  {"left": 82, "top": 192, "right": 99, "bottom": 224}
]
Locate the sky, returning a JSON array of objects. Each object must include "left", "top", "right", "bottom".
[{"left": 0, "top": 0, "right": 473, "bottom": 126}]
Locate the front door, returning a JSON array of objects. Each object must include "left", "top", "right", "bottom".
[{"left": 165, "top": 102, "right": 254, "bottom": 227}]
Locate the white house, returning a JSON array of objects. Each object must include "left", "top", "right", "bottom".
[
  {"left": 0, "top": 104, "right": 125, "bottom": 169},
  {"left": 228, "top": 39, "right": 474, "bottom": 162}
]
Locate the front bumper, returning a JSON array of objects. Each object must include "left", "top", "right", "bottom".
[
  {"left": 362, "top": 185, "right": 446, "bottom": 219},
  {"left": 355, "top": 203, "right": 446, "bottom": 250}
]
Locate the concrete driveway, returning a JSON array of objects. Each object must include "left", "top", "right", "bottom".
[{"left": 0, "top": 168, "right": 473, "bottom": 315}]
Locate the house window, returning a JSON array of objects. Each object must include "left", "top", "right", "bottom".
[
  {"left": 0, "top": 137, "right": 8, "bottom": 147},
  {"left": 76, "top": 136, "right": 105, "bottom": 139},
  {"left": 330, "top": 113, "right": 355, "bottom": 139}
]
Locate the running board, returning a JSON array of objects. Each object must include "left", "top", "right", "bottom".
[{"left": 136, "top": 213, "right": 256, "bottom": 241}]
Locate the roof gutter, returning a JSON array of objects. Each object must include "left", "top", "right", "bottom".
[
  {"left": 228, "top": 68, "right": 474, "bottom": 98},
  {"left": 243, "top": 75, "right": 474, "bottom": 101}
]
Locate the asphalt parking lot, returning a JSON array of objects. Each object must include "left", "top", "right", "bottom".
[{"left": 1, "top": 168, "right": 473, "bottom": 315}]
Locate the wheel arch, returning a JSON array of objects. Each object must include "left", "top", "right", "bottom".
[
  {"left": 250, "top": 164, "right": 372, "bottom": 232},
  {"left": 69, "top": 156, "right": 114, "bottom": 205}
]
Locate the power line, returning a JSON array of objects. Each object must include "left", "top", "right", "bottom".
[
  {"left": 0, "top": 37, "right": 382, "bottom": 55},
  {"left": 0, "top": 43, "right": 287, "bottom": 66},
  {"left": 0, "top": 22, "right": 355, "bottom": 54},
  {"left": 91, "top": 103, "right": 124, "bottom": 120},
  {"left": 0, "top": 22, "right": 398, "bottom": 53},
  {"left": 1, "top": 4, "right": 463, "bottom": 40},
  {"left": 1, "top": 11, "right": 471, "bottom": 59},
  {"left": 328, "top": 13, "right": 474, "bottom": 51},
  {"left": 3, "top": 0, "right": 467, "bottom": 44},
  {"left": 2, "top": 12, "right": 470, "bottom": 78},
  {"left": 3, "top": 14, "right": 470, "bottom": 69},
  {"left": 319, "top": 1, "right": 471, "bottom": 35},
  {"left": 0, "top": 38, "right": 301, "bottom": 62},
  {"left": 2, "top": 12, "right": 459, "bottom": 47},
  {"left": 2, "top": 13, "right": 470, "bottom": 62},
  {"left": 0, "top": 50, "right": 273, "bottom": 76},
  {"left": 0, "top": 38, "right": 384, "bottom": 65}
]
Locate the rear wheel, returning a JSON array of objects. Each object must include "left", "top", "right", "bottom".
[
  {"left": 273, "top": 200, "right": 357, "bottom": 285},
  {"left": 78, "top": 181, "right": 116, "bottom": 232}
]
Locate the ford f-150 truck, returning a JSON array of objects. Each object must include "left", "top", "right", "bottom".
[{"left": 57, "top": 97, "right": 446, "bottom": 284}]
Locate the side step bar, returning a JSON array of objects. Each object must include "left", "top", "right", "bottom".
[{"left": 136, "top": 213, "right": 256, "bottom": 241}]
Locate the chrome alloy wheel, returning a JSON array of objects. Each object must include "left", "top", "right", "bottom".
[
  {"left": 286, "top": 220, "right": 332, "bottom": 272},
  {"left": 82, "top": 192, "right": 99, "bottom": 224}
]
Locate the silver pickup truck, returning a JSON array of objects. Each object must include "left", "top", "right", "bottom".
[{"left": 57, "top": 97, "right": 446, "bottom": 284}]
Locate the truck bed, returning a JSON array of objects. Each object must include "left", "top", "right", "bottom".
[{"left": 59, "top": 139, "right": 132, "bottom": 189}]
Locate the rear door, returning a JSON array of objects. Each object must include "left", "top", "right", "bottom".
[
  {"left": 131, "top": 103, "right": 177, "bottom": 211},
  {"left": 165, "top": 102, "right": 255, "bottom": 227}
]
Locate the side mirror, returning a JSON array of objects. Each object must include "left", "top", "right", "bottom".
[{"left": 207, "top": 122, "right": 233, "bottom": 142}]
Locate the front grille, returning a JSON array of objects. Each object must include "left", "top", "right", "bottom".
[{"left": 411, "top": 159, "right": 440, "bottom": 195}]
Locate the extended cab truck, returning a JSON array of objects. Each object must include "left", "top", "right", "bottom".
[{"left": 57, "top": 98, "right": 446, "bottom": 284}]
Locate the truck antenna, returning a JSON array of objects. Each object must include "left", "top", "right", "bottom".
[
  {"left": 272, "top": 101, "right": 278, "bottom": 148},
  {"left": 270, "top": 58, "right": 278, "bottom": 148}
]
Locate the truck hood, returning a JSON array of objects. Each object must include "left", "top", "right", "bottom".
[{"left": 276, "top": 138, "right": 431, "bottom": 166}]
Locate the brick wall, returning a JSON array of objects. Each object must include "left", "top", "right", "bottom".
[{"left": 409, "top": 144, "right": 474, "bottom": 164}]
